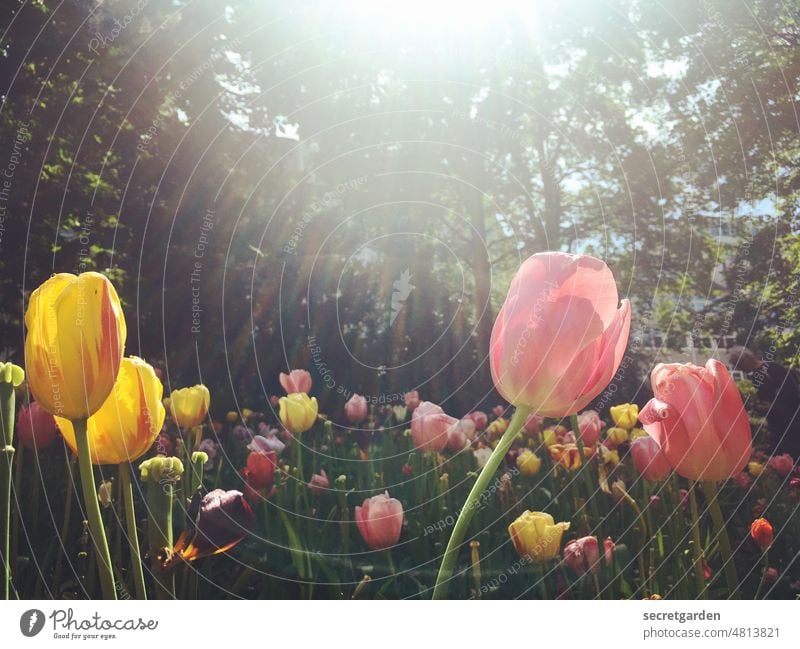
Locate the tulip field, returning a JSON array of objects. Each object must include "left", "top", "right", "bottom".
[
  {"left": 1, "top": 0, "right": 800, "bottom": 607},
  {"left": 1, "top": 254, "right": 799, "bottom": 601}
]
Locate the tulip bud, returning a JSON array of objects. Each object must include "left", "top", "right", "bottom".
[
  {"left": 308, "top": 469, "right": 329, "bottom": 495},
  {"left": 344, "top": 394, "right": 368, "bottom": 424},
  {"left": 169, "top": 384, "right": 210, "bottom": 428},
  {"left": 508, "top": 511, "right": 570, "bottom": 563},
  {"left": 576, "top": 410, "right": 602, "bottom": 446},
  {"left": 279, "top": 393, "right": 318, "bottom": 434},
  {"left": 24, "top": 273, "right": 126, "bottom": 420},
  {"left": 355, "top": 492, "right": 404, "bottom": 550},
  {"left": 516, "top": 449, "right": 542, "bottom": 477},
  {"left": 563, "top": 536, "right": 601, "bottom": 575},
  {"left": 764, "top": 567, "right": 778, "bottom": 584},
  {"left": 605, "top": 426, "right": 629, "bottom": 448},
  {"left": 750, "top": 518, "right": 773, "bottom": 550},
  {"left": 140, "top": 456, "right": 184, "bottom": 484},
  {"left": 226, "top": 411, "right": 238, "bottom": 423},
  {"left": 16, "top": 402, "right": 58, "bottom": 449},
  {"left": 610, "top": 403, "right": 639, "bottom": 430},
  {"left": 279, "top": 369, "right": 312, "bottom": 395}
]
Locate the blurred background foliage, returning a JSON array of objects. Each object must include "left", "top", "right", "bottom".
[{"left": 1, "top": 0, "right": 798, "bottom": 416}]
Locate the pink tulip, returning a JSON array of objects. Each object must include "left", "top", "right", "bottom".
[
  {"left": 308, "top": 469, "right": 329, "bottom": 495},
  {"left": 492, "top": 405, "right": 505, "bottom": 418},
  {"left": 563, "top": 536, "right": 601, "bottom": 575},
  {"left": 767, "top": 453, "right": 794, "bottom": 477},
  {"left": 630, "top": 436, "right": 672, "bottom": 481},
  {"left": 490, "top": 252, "right": 631, "bottom": 417},
  {"left": 639, "top": 360, "right": 753, "bottom": 482},
  {"left": 354, "top": 492, "right": 403, "bottom": 550},
  {"left": 603, "top": 537, "right": 616, "bottom": 565},
  {"left": 279, "top": 369, "right": 312, "bottom": 395},
  {"left": 522, "top": 413, "right": 544, "bottom": 437},
  {"left": 16, "top": 402, "right": 58, "bottom": 449},
  {"left": 576, "top": 410, "right": 602, "bottom": 446},
  {"left": 446, "top": 418, "right": 475, "bottom": 451},
  {"left": 404, "top": 391, "right": 421, "bottom": 412},
  {"left": 344, "top": 394, "right": 368, "bottom": 424},
  {"left": 733, "top": 472, "right": 751, "bottom": 489},
  {"left": 411, "top": 401, "right": 458, "bottom": 452},
  {"left": 466, "top": 411, "right": 489, "bottom": 432}
]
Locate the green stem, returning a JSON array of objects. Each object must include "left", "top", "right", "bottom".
[
  {"left": 688, "top": 483, "right": 707, "bottom": 599},
  {"left": 119, "top": 463, "right": 146, "bottom": 600},
  {"left": 53, "top": 455, "right": 76, "bottom": 594},
  {"left": 190, "top": 453, "right": 205, "bottom": 495},
  {"left": 0, "top": 382, "right": 14, "bottom": 600},
  {"left": 702, "top": 481, "right": 740, "bottom": 599},
  {"left": 145, "top": 478, "right": 175, "bottom": 599},
  {"left": 433, "top": 405, "right": 530, "bottom": 599},
  {"left": 754, "top": 549, "right": 769, "bottom": 600},
  {"left": 570, "top": 414, "right": 600, "bottom": 533},
  {"left": 73, "top": 418, "right": 117, "bottom": 599}
]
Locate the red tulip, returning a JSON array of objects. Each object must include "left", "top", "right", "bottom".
[
  {"left": 639, "top": 360, "right": 752, "bottom": 482},
  {"left": 750, "top": 518, "right": 773, "bottom": 550},
  {"left": 173, "top": 489, "right": 253, "bottom": 562},
  {"left": 767, "top": 453, "right": 794, "bottom": 477},
  {"left": 411, "top": 401, "right": 457, "bottom": 452},
  {"left": 279, "top": 369, "right": 312, "bottom": 395},
  {"left": 344, "top": 394, "right": 368, "bottom": 424},
  {"left": 490, "top": 252, "right": 630, "bottom": 416},
  {"left": 630, "top": 436, "right": 672, "bottom": 481},
  {"left": 16, "top": 402, "right": 58, "bottom": 449},
  {"left": 466, "top": 410, "right": 488, "bottom": 432},
  {"left": 576, "top": 409, "right": 602, "bottom": 446},
  {"left": 242, "top": 450, "right": 277, "bottom": 490},
  {"left": 355, "top": 492, "right": 403, "bottom": 550},
  {"left": 563, "top": 536, "right": 601, "bottom": 575},
  {"left": 404, "top": 391, "right": 420, "bottom": 412}
]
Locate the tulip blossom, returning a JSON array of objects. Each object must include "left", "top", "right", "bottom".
[
  {"left": 411, "top": 401, "right": 457, "bottom": 453},
  {"left": 344, "top": 394, "right": 368, "bottom": 424},
  {"left": 490, "top": 252, "right": 630, "bottom": 417},
  {"left": 25, "top": 272, "right": 127, "bottom": 420},
  {"left": 748, "top": 461, "right": 765, "bottom": 477},
  {"left": 767, "top": 453, "right": 794, "bottom": 477},
  {"left": 750, "top": 518, "right": 773, "bottom": 550},
  {"left": 516, "top": 449, "right": 542, "bottom": 477},
  {"left": 576, "top": 409, "right": 602, "bottom": 446},
  {"left": 308, "top": 469, "right": 329, "bottom": 495},
  {"left": 354, "top": 492, "right": 404, "bottom": 550},
  {"left": 16, "top": 402, "right": 58, "bottom": 449},
  {"left": 279, "top": 392, "right": 318, "bottom": 434},
  {"left": 57, "top": 357, "right": 166, "bottom": 465},
  {"left": 248, "top": 431, "right": 286, "bottom": 455},
  {"left": 242, "top": 450, "right": 277, "bottom": 490},
  {"left": 473, "top": 446, "right": 492, "bottom": 469},
  {"left": 563, "top": 536, "right": 602, "bottom": 576},
  {"left": 173, "top": 489, "right": 254, "bottom": 562},
  {"left": 492, "top": 405, "right": 506, "bottom": 418},
  {"left": 605, "top": 427, "right": 629, "bottom": 448},
  {"left": 639, "top": 360, "right": 753, "bottom": 482},
  {"left": 630, "top": 436, "right": 672, "bottom": 481},
  {"left": 404, "top": 390, "right": 420, "bottom": 412},
  {"left": 169, "top": 384, "right": 210, "bottom": 428},
  {"left": 610, "top": 403, "right": 639, "bottom": 430},
  {"left": 466, "top": 410, "right": 489, "bottom": 432},
  {"left": 508, "top": 511, "right": 570, "bottom": 563},
  {"left": 522, "top": 413, "right": 544, "bottom": 438},
  {"left": 733, "top": 472, "right": 751, "bottom": 489},
  {"left": 549, "top": 443, "right": 582, "bottom": 471},
  {"left": 279, "top": 369, "right": 312, "bottom": 395}
]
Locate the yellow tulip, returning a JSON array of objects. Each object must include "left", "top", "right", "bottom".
[
  {"left": 606, "top": 426, "right": 629, "bottom": 447},
  {"left": 629, "top": 427, "right": 647, "bottom": 440},
  {"left": 486, "top": 417, "right": 509, "bottom": 439},
  {"left": 508, "top": 511, "right": 570, "bottom": 562},
  {"left": 226, "top": 411, "right": 238, "bottom": 423},
  {"left": 24, "top": 272, "right": 126, "bottom": 420},
  {"left": 57, "top": 356, "right": 165, "bottom": 465},
  {"left": 747, "top": 461, "right": 764, "bottom": 477},
  {"left": 516, "top": 449, "right": 542, "bottom": 477},
  {"left": 610, "top": 403, "right": 639, "bottom": 430},
  {"left": 169, "top": 384, "right": 210, "bottom": 428},
  {"left": 242, "top": 408, "right": 253, "bottom": 419},
  {"left": 279, "top": 392, "right": 318, "bottom": 433}
]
